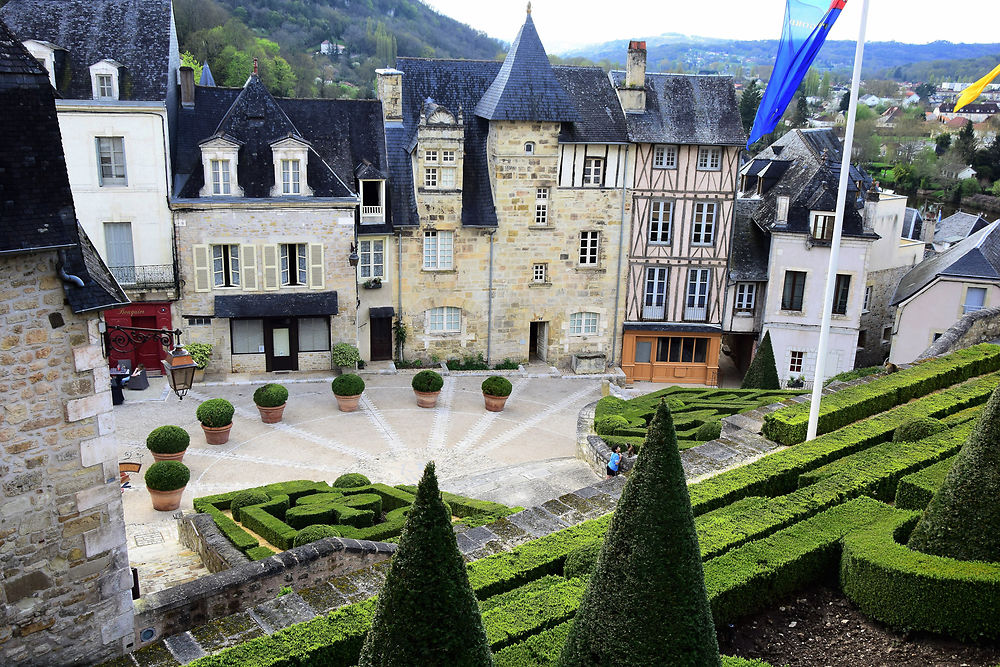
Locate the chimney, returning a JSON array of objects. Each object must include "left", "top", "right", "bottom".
[
  {"left": 375, "top": 68, "right": 404, "bottom": 124},
  {"left": 179, "top": 66, "right": 195, "bottom": 108},
  {"left": 616, "top": 41, "right": 647, "bottom": 113}
]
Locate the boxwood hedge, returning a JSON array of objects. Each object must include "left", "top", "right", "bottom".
[{"left": 894, "top": 455, "right": 955, "bottom": 510}]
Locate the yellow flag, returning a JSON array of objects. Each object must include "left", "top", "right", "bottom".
[{"left": 954, "top": 63, "right": 1000, "bottom": 112}]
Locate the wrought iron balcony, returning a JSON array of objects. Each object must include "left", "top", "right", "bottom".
[{"left": 109, "top": 264, "right": 176, "bottom": 290}]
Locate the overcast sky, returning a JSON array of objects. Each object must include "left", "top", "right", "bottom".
[{"left": 424, "top": 1, "right": 997, "bottom": 54}]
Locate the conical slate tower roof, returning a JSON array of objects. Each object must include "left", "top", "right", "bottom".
[
  {"left": 474, "top": 7, "right": 579, "bottom": 122},
  {"left": 199, "top": 61, "right": 216, "bottom": 86}
]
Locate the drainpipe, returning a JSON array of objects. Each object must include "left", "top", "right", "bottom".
[
  {"left": 486, "top": 229, "right": 496, "bottom": 365},
  {"left": 610, "top": 145, "right": 629, "bottom": 366},
  {"left": 396, "top": 231, "right": 403, "bottom": 359}
]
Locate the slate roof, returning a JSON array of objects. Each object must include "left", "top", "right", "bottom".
[
  {"left": 729, "top": 199, "right": 771, "bottom": 282},
  {"left": 938, "top": 101, "right": 999, "bottom": 115},
  {"left": 0, "top": 0, "right": 174, "bottom": 101},
  {"left": 607, "top": 71, "right": 745, "bottom": 146},
  {"left": 474, "top": 13, "right": 578, "bottom": 123},
  {"left": 173, "top": 78, "right": 390, "bottom": 224},
  {"left": 892, "top": 221, "right": 1000, "bottom": 305},
  {"left": 0, "top": 17, "right": 127, "bottom": 312},
  {"left": 934, "top": 211, "right": 991, "bottom": 246},
  {"left": 199, "top": 63, "right": 216, "bottom": 87}
]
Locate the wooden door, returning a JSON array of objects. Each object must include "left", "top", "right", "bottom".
[
  {"left": 265, "top": 317, "right": 298, "bottom": 371},
  {"left": 370, "top": 317, "right": 393, "bottom": 361},
  {"left": 632, "top": 337, "right": 655, "bottom": 382},
  {"left": 132, "top": 316, "right": 163, "bottom": 374}
]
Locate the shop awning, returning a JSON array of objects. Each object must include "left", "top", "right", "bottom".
[
  {"left": 214, "top": 292, "right": 338, "bottom": 318},
  {"left": 369, "top": 306, "right": 395, "bottom": 319}
]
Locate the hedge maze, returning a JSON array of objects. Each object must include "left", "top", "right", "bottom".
[
  {"left": 186, "top": 345, "right": 1000, "bottom": 666},
  {"left": 594, "top": 386, "right": 803, "bottom": 451},
  {"left": 194, "top": 477, "right": 519, "bottom": 558}
]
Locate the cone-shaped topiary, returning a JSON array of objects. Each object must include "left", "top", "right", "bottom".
[
  {"left": 907, "top": 385, "right": 1000, "bottom": 562},
  {"left": 559, "top": 401, "right": 721, "bottom": 666},
  {"left": 740, "top": 330, "right": 780, "bottom": 390},
  {"left": 358, "top": 461, "right": 492, "bottom": 667}
]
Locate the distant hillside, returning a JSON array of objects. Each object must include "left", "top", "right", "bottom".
[
  {"left": 562, "top": 35, "right": 1000, "bottom": 80},
  {"left": 174, "top": 0, "right": 504, "bottom": 98}
]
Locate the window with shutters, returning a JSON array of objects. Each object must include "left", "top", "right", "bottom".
[
  {"left": 781, "top": 270, "right": 806, "bottom": 311},
  {"left": 648, "top": 200, "right": 673, "bottom": 244},
  {"left": 833, "top": 274, "right": 851, "bottom": 315},
  {"left": 569, "top": 312, "right": 598, "bottom": 335},
  {"left": 652, "top": 145, "right": 677, "bottom": 169},
  {"left": 103, "top": 222, "right": 134, "bottom": 269},
  {"left": 643, "top": 267, "right": 668, "bottom": 320},
  {"left": 691, "top": 202, "right": 717, "bottom": 245},
  {"left": 423, "top": 230, "right": 453, "bottom": 270},
  {"left": 696, "top": 146, "right": 722, "bottom": 171},
  {"left": 579, "top": 231, "right": 599, "bottom": 265},
  {"left": 534, "top": 188, "right": 550, "bottom": 226},
  {"left": 298, "top": 317, "right": 330, "bottom": 351},
  {"left": 582, "top": 157, "right": 604, "bottom": 187},
  {"left": 212, "top": 244, "right": 240, "bottom": 287},
  {"left": 359, "top": 239, "right": 384, "bottom": 279},
  {"left": 280, "top": 243, "right": 307, "bottom": 286},
  {"left": 428, "top": 306, "right": 461, "bottom": 333},
  {"left": 684, "top": 269, "right": 710, "bottom": 321},
  {"left": 96, "top": 137, "right": 126, "bottom": 186}
]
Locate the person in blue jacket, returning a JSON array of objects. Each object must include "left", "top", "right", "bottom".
[{"left": 606, "top": 445, "right": 622, "bottom": 479}]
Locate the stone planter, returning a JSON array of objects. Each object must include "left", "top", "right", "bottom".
[
  {"left": 483, "top": 393, "right": 509, "bottom": 412},
  {"left": 150, "top": 449, "right": 187, "bottom": 463},
  {"left": 201, "top": 423, "right": 233, "bottom": 445},
  {"left": 256, "top": 403, "right": 286, "bottom": 424},
  {"left": 335, "top": 393, "right": 361, "bottom": 412},
  {"left": 414, "top": 390, "right": 440, "bottom": 408},
  {"left": 148, "top": 486, "right": 185, "bottom": 511},
  {"left": 193, "top": 368, "right": 206, "bottom": 383}
]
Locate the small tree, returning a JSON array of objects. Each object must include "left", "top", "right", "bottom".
[
  {"left": 907, "top": 385, "right": 1000, "bottom": 563},
  {"left": 358, "top": 462, "right": 492, "bottom": 666},
  {"left": 793, "top": 95, "right": 809, "bottom": 128},
  {"left": 739, "top": 79, "right": 762, "bottom": 134},
  {"left": 741, "top": 331, "right": 780, "bottom": 390},
  {"left": 559, "top": 402, "right": 721, "bottom": 666}
]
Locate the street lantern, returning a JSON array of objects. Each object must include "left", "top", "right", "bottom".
[
  {"left": 348, "top": 243, "right": 360, "bottom": 267},
  {"left": 162, "top": 346, "right": 198, "bottom": 400}
]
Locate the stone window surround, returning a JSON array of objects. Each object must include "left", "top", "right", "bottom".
[
  {"left": 961, "top": 284, "right": 989, "bottom": 316},
  {"left": 789, "top": 349, "right": 805, "bottom": 373},
  {"left": 270, "top": 137, "right": 313, "bottom": 197},
  {"left": 199, "top": 138, "right": 244, "bottom": 197},
  {"left": 89, "top": 59, "right": 122, "bottom": 100},
  {"left": 568, "top": 311, "right": 599, "bottom": 336},
  {"left": 22, "top": 40, "right": 60, "bottom": 88},
  {"left": 358, "top": 238, "right": 386, "bottom": 280},
  {"left": 425, "top": 306, "right": 462, "bottom": 334}
]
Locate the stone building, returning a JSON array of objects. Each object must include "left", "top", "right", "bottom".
[
  {"left": 1, "top": 0, "right": 182, "bottom": 371},
  {"left": 0, "top": 20, "right": 133, "bottom": 665},
  {"left": 170, "top": 68, "right": 393, "bottom": 372},
  {"left": 609, "top": 42, "right": 744, "bottom": 385},
  {"left": 380, "top": 8, "right": 629, "bottom": 368}
]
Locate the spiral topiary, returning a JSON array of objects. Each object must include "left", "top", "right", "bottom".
[
  {"left": 594, "top": 415, "right": 628, "bottom": 436},
  {"left": 253, "top": 383, "right": 288, "bottom": 408},
  {"left": 145, "top": 425, "right": 190, "bottom": 454},
  {"left": 333, "top": 473, "right": 371, "bottom": 489},
  {"left": 411, "top": 370, "right": 444, "bottom": 393},
  {"left": 293, "top": 524, "right": 342, "bottom": 548},
  {"left": 331, "top": 374, "right": 365, "bottom": 396},
  {"left": 230, "top": 489, "right": 270, "bottom": 522},
  {"left": 144, "top": 461, "right": 190, "bottom": 492},
  {"left": 481, "top": 375, "right": 512, "bottom": 397},
  {"left": 196, "top": 398, "right": 234, "bottom": 427},
  {"left": 893, "top": 417, "right": 946, "bottom": 443}
]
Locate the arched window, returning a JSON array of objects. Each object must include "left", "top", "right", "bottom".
[{"left": 524, "top": 141, "right": 535, "bottom": 155}]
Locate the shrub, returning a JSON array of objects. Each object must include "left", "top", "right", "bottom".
[
  {"left": 253, "top": 383, "right": 288, "bottom": 408},
  {"left": 332, "top": 343, "right": 361, "bottom": 367},
  {"left": 358, "top": 462, "right": 491, "bottom": 666},
  {"left": 145, "top": 425, "right": 190, "bottom": 454},
  {"left": 494, "top": 358, "right": 519, "bottom": 370},
  {"left": 241, "top": 505, "right": 299, "bottom": 551},
  {"left": 246, "top": 546, "right": 274, "bottom": 561},
  {"left": 144, "top": 461, "right": 190, "bottom": 491},
  {"left": 411, "top": 370, "right": 444, "bottom": 393},
  {"left": 293, "top": 524, "right": 342, "bottom": 548},
  {"left": 895, "top": 456, "right": 954, "bottom": 510},
  {"left": 561, "top": 401, "right": 721, "bottom": 665},
  {"left": 825, "top": 366, "right": 884, "bottom": 386},
  {"left": 203, "top": 506, "right": 258, "bottom": 551},
  {"left": 667, "top": 397, "right": 685, "bottom": 411},
  {"left": 482, "top": 375, "right": 513, "bottom": 397},
  {"left": 563, "top": 540, "right": 601, "bottom": 579},
  {"left": 230, "top": 490, "right": 271, "bottom": 522},
  {"left": 696, "top": 420, "right": 722, "bottom": 441},
  {"left": 594, "top": 415, "right": 628, "bottom": 436},
  {"left": 186, "top": 342, "right": 213, "bottom": 369},
  {"left": 741, "top": 331, "right": 780, "bottom": 390},
  {"left": 196, "top": 398, "right": 234, "bottom": 428},
  {"left": 893, "top": 416, "right": 946, "bottom": 442},
  {"left": 334, "top": 473, "right": 371, "bottom": 488},
  {"left": 447, "top": 353, "right": 489, "bottom": 371},
  {"left": 332, "top": 374, "right": 365, "bottom": 396}
]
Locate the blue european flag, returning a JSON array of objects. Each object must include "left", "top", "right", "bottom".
[{"left": 747, "top": 0, "right": 847, "bottom": 149}]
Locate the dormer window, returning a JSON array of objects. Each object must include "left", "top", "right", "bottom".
[
  {"left": 89, "top": 59, "right": 122, "bottom": 100},
  {"left": 22, "top": 40, "right": 62, "bottom": 88},
  {"left": 270, "top": 137, "right": 312, "bottom": 197},
  {"left": 281, "top": 159, "right": 301, "bottom": 195},
  {"left": 811, "top": 212, "right": 836, "bottom": 241},
  {"left": 199, "top": 137, "right": 242, "bottom": 198},
  {"left": 360, "top": 180, "right": 386, "bottom": 224},
  {"left": 211, "top": 159, "right": 231, "bottom": 195}
]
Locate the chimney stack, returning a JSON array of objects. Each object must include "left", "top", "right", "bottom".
[
  {"left": 616, "top": 41, "right": 647, "bottom": 113},
  {"left": 179, "top": 66, "right": 195, "bottom": 108},
  {"left": 375, "top": 68, "right": 404, "bottom": 124}
]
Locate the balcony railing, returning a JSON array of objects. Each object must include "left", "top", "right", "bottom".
[
  {"left": 683, "top": 305, "right": 708, "bottom": 322},
  {"left": 109, "top": 264, "right": 175, "bottom": 290},
  {"left": 361, "top": 205, "right": 384, "bottom": 223},
  {"left": 642, "top": 304, "right": 666, "bottom": 320}
]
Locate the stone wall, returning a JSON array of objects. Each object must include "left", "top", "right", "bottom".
[
  {"left": 920, "top": 305, "right": 1000, "bottom": 358},
  {"left": 0, "top": 251, "right": 134, "bottom": 665},
  {"left": 856, "top": 265, "right": 908, "bottom": 368},
  {"left": 177, "top": 513, "right": 248, "bottom": 574}
]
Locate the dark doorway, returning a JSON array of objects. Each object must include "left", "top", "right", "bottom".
[
  {"left": 529, "top": 321, "right": 548, "bottom": 362},
  {"left": 265, "top": 317, "right": 298, "bottom": 371},
  {"left": 132, "top": 315, "right": 163, "bottom": 374},
  {"left": 370, "top": 317, "right": 393, "bottom": 361}
]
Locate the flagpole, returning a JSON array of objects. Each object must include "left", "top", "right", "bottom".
[{"left": 806, "top": 0, "right": 870, "bottom": 442}]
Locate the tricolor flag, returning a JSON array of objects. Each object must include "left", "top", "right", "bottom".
[
  {"left": 954, "top": 63, "right": 1000, "bottom": 112},
  {"left": 747, "top": 0, "right": 847, "bottom": 148}
]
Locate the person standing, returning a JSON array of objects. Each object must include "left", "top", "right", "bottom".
[{"left": 606, "top": 445, "right": 622, "bottom": 479}]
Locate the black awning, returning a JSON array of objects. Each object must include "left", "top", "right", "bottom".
[
  {"left": 215, "top": 292, "right": 338, "bottom": 318},
  {"left": 369, "top": 306, "right": 395, "bottom": 319}
]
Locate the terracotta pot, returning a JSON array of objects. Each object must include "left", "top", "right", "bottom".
[
  {"left": 148, "top": 486, "right": 185, "bottom": 511},
  {"left": 414, "top": 390, "right": 440, "bottom": 408},
  {"left": 483, "top": 393, "right": 509, "bottom": 412},
  {"left": 150, "top": 449, "right": 186, "bottom": 463},
  {"left": 335, "top": 393, "right": 362, "bottom": 412},
  {"left": 257, "top": 403, "right": 286, "bottom": 423},
  {"left": 201, "top": 423, "right": 233, "bottom": 445}
]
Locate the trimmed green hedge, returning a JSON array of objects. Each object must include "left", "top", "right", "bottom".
[
  {"left": 895, "top": 456, "right": 955, "bottom": 510},
  {"left": 762, "top": 344, "right": 1000, "bottom": 445},
  {"left": 246, "top": 546, "right": 275, "bottom": 561},
  {"left": 841, "top": 512, "right": 1000, "bottom": 641},
  {"left": 203, "top": 506, "right": 258, "bottom": 553},
  {"left": 478, "top": 576, "right": 564, "bottom": 615},
  {"left": 481, "top": 577, "right": 586, "bottom": 650},
  {"left": 241, "top": 505, "right": 298, "bottom": 551}
]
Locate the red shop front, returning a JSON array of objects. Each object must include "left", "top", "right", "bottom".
[{"left": 104, "top": 303, "right": 173, "bottom": 374}]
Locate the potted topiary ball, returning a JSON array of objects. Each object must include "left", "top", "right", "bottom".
[
  {"left": 253, "top": 383, "right": 289, "bottom": 423},
  {"left": 196, "top": 398, "right": 235, "bottom": 444},
  {"left": 411, "top": 369, "right": 444, "bottom": 408},
  {"left": 331, "top": 374, "right": 365, "bottom": 412},
  {"left": 146, "top": 425, "right": 190, "bottom": 462},
  {"left": 145, "top": 460, "right": 190, "bottom": 511},
  {"left": 481, "top": 375, "right": 513, "bottom": 412}
]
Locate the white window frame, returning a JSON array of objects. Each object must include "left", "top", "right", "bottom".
[
  {"left": 691, "top": 202, "right": 717, "bottom": 245},
  {"left": 270, "top": 137, "right": 311, "bottom": 197},
  {"left": 583, "top": 157, "right": 604, "bottom": 187},
  {"left": 298, "top": 317, "right": 331, "bottom": 352},
  {"left": 424, "top": 167, "right": 438, "bottom": 188},
  {"left": 735, "top": 282, "right": 756, "bottom": 313},
  {"left": 648, "top": 200, "right": 673, "bottom": 244},
  {"left": 423, "top": 230, "right": 454, "bottom": 270},
  {"left": 281, "top": 159, "right": 301, "bottom": 195},
  {"left": 89, "top": 59, "right": 121, "bottom": 100},
  {"left": 963, "top": 286, "right": 988, "bottom": 314},
  {"left": 696, "top": 146, "right": 722, "bottom": 171},
  {"left": 684, "top": 268, "right": 711, "bottom": 321},
  {"left": 280, "top": 243, "right": 308, "bottom": 286},
  {"left": 200, "top": 137, "right": 242, "bottom": 197},
  {"left": 359, "top": 239, "right": 385, "bottom": 279},
  {"left": 439, "top": 168, "right": 456, "bottom": 189},
  {"left": 211, "top": 159, "right": 231, "bottom": 195},
  {"left": 441, "top": 150, "right": 456, "bottom": 163},
  {"left": 212, "top": 244, "right": 241, "bottom": 288},
  {"left": 579, "top": 231, "right": 599, "bottom": 266},
  {"left": 652, "top": 145, "right": 677, "bottom": 169},
  {"left": 569, "top": 312, "right": 599, "bottom": 336},
  {"left": 535, "top": 187, "right": 550, "bottom": 226},
  {"left": 96, "top": 136, "right": 127, "bottom": 186},
  {"left": 643, "top": 267, "right": 668, "bottom": 320},
  {"left": 428, "top": 306, "right": 461, "bottom": 333},
  {"left": 533, "top": 263, "right": 547, "bottom": 283},
  {"left": 863, "top": 285, "right": 872, "bottom": 312},
  {"left": 424, "top": 150, "right": 438, "bottom": 163},
  {"left": 789, "top": 350, "right": 804, "bottom": 373},
  {"left": 231, "top": 319, "right": 264, "bottom": 354}
]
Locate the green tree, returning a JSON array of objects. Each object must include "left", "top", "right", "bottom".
[
  {"left": 819, "top": 72, "right": 831, "bottom": 99},
  {"left": 955, "top": 120, "right": 978, "bottom": 164},
  {"left": 559, "top": 402, "right": 720, "bottom": 666},
  {"left": 803, "top": 68, "right": 820, "bottom": 97},
  {"left": 793, "top": 95, "right": 809, "bottom": 128},
  {"left": 907, "top": 384, "right": 1000, "bottom": 562},
  {"left": 936, "top": 132, "right": 952, "bottom": 155},
  {"left": 739, "top": 79, "right": 762, "bottom": 134},
  {"left": 915, "top": 82, "right": 936, "bottom": 102},
  {"left": 741, "top": 330, "right": 780, "bottom": 390},
  {"left": 839, "top": 91, "right": 851, "bottom": 112},
  {"left": 358, "top": 462, "right": 492, "bottom": 666},
  {"left": 180, "top": 51, "right": 202, "bottom": 82}
]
